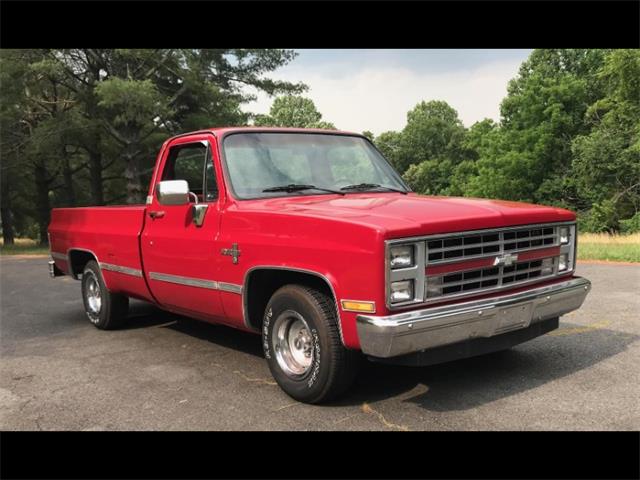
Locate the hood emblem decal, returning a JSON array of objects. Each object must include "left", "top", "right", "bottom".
[{"left": 493, "top": 253, "right": 518, "bottom": 267}]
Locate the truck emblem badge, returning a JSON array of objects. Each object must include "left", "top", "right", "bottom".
[
  {"left": 493, "top": 253, "right": 518, "bottom": 267},
  {"left": 221, "top": 243, "right": 241, "bottom": 264}
]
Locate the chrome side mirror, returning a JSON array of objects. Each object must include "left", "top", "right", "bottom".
[{"left": 157, "top": 180, "right": 189, "bottom": 206}]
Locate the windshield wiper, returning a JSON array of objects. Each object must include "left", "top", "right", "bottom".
[
  {"left": 340, "top": 183, "right": 408, "bottom": 194},
  {"left": 262, "top": 184, "right": 345, "bottom": 195}
]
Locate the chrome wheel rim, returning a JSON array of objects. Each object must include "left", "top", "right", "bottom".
[
  {"left": 84, "top": 271, "right": 102, "bottom": 321},
  {"left": 272, "top": 310, "right": 314, "bottom": 377}
]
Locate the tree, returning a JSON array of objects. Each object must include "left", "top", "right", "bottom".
[
  {"left": 373, "top": 131, "right": 403, "bottom": 172},
  {"left": 571, "top": 49, "right": 640, "bottom": 231},
  {"left": 391, "top": 101, "right": 468, "bottom": 194},
  {"left": 0, "top": 49, "right": 306, "bottom": 243},
  {"left": 399, "top": 100, "right": 467, "bottom": 172},
  {"left": 455, "top": 49, "right": 608, "bottom": 207},
  {"left": 254, "top": 95, "right": 335, "bottom": 129}
]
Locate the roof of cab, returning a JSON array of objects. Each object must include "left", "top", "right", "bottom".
[{"left": 167, "top": 126, "right": 364, "bottom": 142}]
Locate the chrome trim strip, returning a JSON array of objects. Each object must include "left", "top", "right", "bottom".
[
  {"left": 100, "top": 262, "right": 143, "bottom": 278},
  {"left": 50, "top": 251, "right": 68, "bottom": 261},
  {"left": 357, "top": 277, "right": 591, "bottom": 358},
  {"left": 149, "top": 272, "right": 218, "bottom": 290},
  {"left": 218, "top": 282, "right": 243, "bottom": 294},
  {"left": 147, "top": 272, "right": 243, "bottom": 294}
]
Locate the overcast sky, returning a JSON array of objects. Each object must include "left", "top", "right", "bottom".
[{"left": 246, "top": 49, "right": 532, "bottom": 136}]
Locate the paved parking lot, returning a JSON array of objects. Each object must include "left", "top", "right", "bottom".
[{"left": 1, "top": 256, "right": 638, "bottom": 430}]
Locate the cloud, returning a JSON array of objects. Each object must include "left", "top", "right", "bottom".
[{"left": 244, "top": 58, "right": 523, "bottom": 136}]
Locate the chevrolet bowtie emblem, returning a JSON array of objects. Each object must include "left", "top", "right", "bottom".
[
  {"left": 493, "top": 253, "right": 518, "bottom": 267},
  {"left": 221, "top": 243, "right": 241, "bottom": 264}
]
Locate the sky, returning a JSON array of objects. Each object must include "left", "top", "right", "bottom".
[{"left": 246, "top": 49, "right": 532, "bottom": 136}]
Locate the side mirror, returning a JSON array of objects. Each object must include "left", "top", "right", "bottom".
[{"left": 157, "top": 180, "right": 189, "bottom": 206}]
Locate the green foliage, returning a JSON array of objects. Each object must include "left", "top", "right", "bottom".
[
  {"left": 362, "top": 131, "right": 374, "bottom": 141},
  {"left": 254, "top": 95, "right": 335, "bottom": 129},
  {"left": 0, "top": 49, "right": 304, "bottom": 243},
  {"left": 620, "top": 212, "right": 640, "bottom": 234},
  {"left": 373, "top": 131, "right": 403, "bottom": 171},
  {"left": 96, "top": 78, "right": 168, "bottom": 128}
]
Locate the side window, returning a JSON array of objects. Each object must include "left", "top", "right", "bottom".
[{"left": 162, "top": 142, "right": 218, "bottom": 202}]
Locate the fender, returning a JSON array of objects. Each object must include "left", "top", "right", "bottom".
[{"left": 241, "top": 265, "right": 346, "bottom": 345}]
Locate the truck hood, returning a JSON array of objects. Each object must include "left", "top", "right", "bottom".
[{"left": 238, "top": 193, "right": 575, "bottom": 238}]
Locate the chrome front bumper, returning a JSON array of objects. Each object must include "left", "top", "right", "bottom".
[{"left": 356, "top": 277, "right": 591, "bottom": 358}]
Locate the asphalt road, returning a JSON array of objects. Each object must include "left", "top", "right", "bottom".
[{"left": 1, "top": 256, "right": 638, "bottom": 430}]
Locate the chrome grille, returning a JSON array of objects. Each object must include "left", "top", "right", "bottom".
[
  {"left": 426, "top": 226, "right": 558, "bottom": 265},
  {"left": 427, "top": 257, "right": 556, "bottom": 299},
  {"left": 386, "top": 222, "right": 577, "bottom": 309}
]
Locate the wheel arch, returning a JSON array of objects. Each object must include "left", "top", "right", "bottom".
[
  {"left": 67, "top": 248, "right": 100, "bottom": 280},
  {"left": 242, "top": 266, "right": 345, "bottom": 344}
]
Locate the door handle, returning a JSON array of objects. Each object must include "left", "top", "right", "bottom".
[{"left": 149, "top": 210, "right": 165, "bottom": 219}]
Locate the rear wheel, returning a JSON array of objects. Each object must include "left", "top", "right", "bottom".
[
  {"left": 262, "top": 285, "right": 360, "bottom": 404},
  {"left": 81, "top": 260, "right": 129, "bottom": 330}
]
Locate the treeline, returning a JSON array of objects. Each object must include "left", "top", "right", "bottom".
[
  {"left": 0, "top": 49, "right": 305, "bottom": 245},
  {"left": 373, "top": 49, "right": 640, "bottom": 234},
  {"left": 1, "top": 49, "right": 638, "bottom": 247}
]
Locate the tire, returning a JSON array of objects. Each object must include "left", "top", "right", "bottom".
[
  {"left": 262, "top": 284, "right": 360, "bottom": 404},
  {"left": 81, "top": 260, "right": 129, "bottom": 330}
]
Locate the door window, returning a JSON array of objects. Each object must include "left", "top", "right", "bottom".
[{"left": 162, "top": 142, "right": 218, "bottom": 202}]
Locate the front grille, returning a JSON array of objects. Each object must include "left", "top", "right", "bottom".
[
  {"left": 387, "top": 222, "right": 577, "bottom": 309},
  {"left": 428, "top": 257, "right": 556, "bottom": 299},
  {"left": 426, "top": 226, "right": 558, "bottom": 265}
]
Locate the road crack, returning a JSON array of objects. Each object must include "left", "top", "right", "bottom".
[
  {"left": 361, "top": 402, "right": 410, "bottom": 431},
  {"left": 233, "top": 370, "right": 277, "bottom": 386}
]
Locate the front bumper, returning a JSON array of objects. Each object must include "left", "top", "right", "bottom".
[{"left": 356, "top": 277, "right": 591, "bottom": 358}]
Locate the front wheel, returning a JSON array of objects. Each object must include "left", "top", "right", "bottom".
[
  {"left": 262, "top": 285, "right": 360, "bottom": 404},
  {"left": 81, "top": 260, "right": 129, "bottom": 330}
]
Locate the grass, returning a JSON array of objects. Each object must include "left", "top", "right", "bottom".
[
  {"left": 577, "top": 233, "right": 640, "bottom": 263},
  {"left": 2, "top": 233, "right": 638, "bottom": 262},
  {"left": 0, "top": 238, "right": 49, "bottom": 256}
]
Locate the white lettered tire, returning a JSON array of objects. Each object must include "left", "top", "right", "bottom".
[
  {"left": 81, "top": 260, "right": 129, "bottom": 330},
  {"left": 262, "top": 285, "right": 360, "bottom": 404}
]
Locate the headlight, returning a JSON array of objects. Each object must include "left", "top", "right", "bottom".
[
  {"left": 390, "top": 245, "right": 415, "bottom": 269},
  {"left": 559, "top": 226, "right": 570, "bottom": 244},
  {"left": 390, "top": 280, "right": 414, "bottom": 303},
  {"left": 558, "top": 253, "right": 569, "bottom": 271}
]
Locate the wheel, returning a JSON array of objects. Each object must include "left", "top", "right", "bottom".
[
  {"left": 262, "top": 285, "right": 360, "bottom": 404},
  {"left": 81, "top": 260, "right": 129, "bottom": 330}
]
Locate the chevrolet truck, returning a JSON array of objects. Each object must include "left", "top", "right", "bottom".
[{"left": 48, "top": 127, "right": 591, "bottom": 403}]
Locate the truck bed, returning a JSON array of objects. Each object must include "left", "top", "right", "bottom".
[{"left": 48, "top": 206, "right": 154, "bottom": 302}]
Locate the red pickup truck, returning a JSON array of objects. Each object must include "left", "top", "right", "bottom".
[{"left": 48, "top": 127, "right": 591, "bottom": 403}]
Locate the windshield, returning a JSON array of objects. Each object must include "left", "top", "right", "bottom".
[{"left": 221, "top": 132, "right": 409, "bottom": 199}]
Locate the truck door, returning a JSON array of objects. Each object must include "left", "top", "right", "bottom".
[{"left": 141, "top": 134, "right": 227, "bottom": 322}]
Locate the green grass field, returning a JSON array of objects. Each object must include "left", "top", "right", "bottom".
[
  {"left": 577, "top": 233, "right": 640, "bottom": 263},
  {"left": 0, "top": 238, "right": 49, "bottom": 256},
  {"left": 2, "top": 234, "right": 639, "bottom": 263}
]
